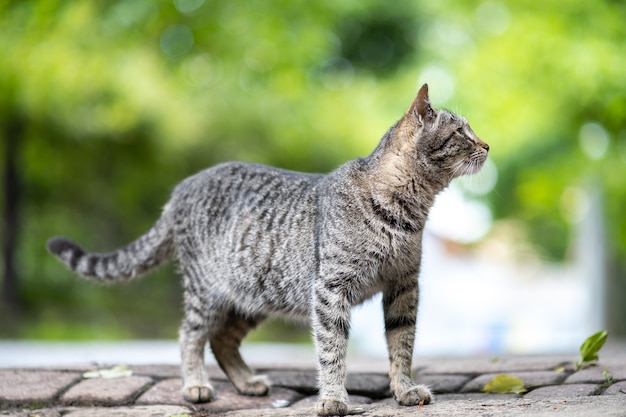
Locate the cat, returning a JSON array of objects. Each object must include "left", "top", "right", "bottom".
[{"left": 47, "top": 84, "right": 489, "bottom": 416}]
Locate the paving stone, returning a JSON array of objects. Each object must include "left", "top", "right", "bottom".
[
  {"left": 524, "top": 383, "right": 601, "bottom": 399},
  {"left": 435, "top": 392, "right": 508, "bottom": 402},
  {"left": 263, "top": 369, "right": 317, "bottom": 394},
  {"left": 127, "top": 365, "right": 180, "bottom": 379},
  {"left": 136, "top": 378, "right": 191, "bottom": 405},
  {"left": 62, "top": 405, "right": 192, "bottom": 416},
  {"left": 217, "top": 396, "right": 626, "bottom": 417},
  {"left": 129, "top": 364, "right": 227, "bottom": 381},
  {"left": 566, "top": 364, "right": 626, "bottom": 384},
  {"left": 417, "top": 374, "right": 471, "bottom": 393},
  {"left": 373, "top": 396, "right": 398, "bottom": 406},
  {"left": 61, "top": 376, "right": 153, "bottom": 405},
  {"left": 136, "top": 378, "right": 303, "bottom": 411},
  {"left": 0, "top": 409, "right": 62, "bottom": 417},
  {"left": 265, "top": 370, "right": 390, "bottom": 397},
  {"left": 290, "top": 394, "right": 374, "bottom": 409},
  {"left": 461, "top": 371, "right": 567, "bottom": 392},
  {"left": 374, "top": 392, "right": 519, "bottom": 406},
  {"left": 0, "top": 370, "right": 81, "bottom": 402},
  {"left": 374, "top": 393, "right": 489, "bottom": 405},
  {"left": 41, "top": 365, "right": 101, "bottom": 373},
  {"left": 206, "top": 383, "right": 303, "bottom": 411},
  {"left": 5, "top": 355, "right": 626, "bottom": 416},
  {"left": 603, "top": 381, "right": 626, "bottom": 395},
  {"left": 345, "top": 373, "right": 390, "bottom": 397},
  {"left": 419, "top": 356, "right": 570, "bottom": 375}
]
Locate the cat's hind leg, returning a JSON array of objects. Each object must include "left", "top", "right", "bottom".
[
  {"left": 210, "top": 311, "right": 269, "bottom": 396},
  {"left": 179, "top": 314, "right": 213, "bottom": 403},
  {"left": 179, "top": 261, "right": 223, "bottom": 403}
]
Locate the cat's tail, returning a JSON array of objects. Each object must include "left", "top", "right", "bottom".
[{"left": 46, "top": 205, "right": 174, "bottom": 283}]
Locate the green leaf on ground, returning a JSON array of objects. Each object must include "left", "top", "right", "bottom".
[
  {"left": 83, "top": 364, "right": 133, "bottom": 379},
  {"left": 482, "top": 374, "right": 527, "bottom": 394},
  {"left": 575, "top": 330, "right": 608, "bottom": 370},
  {"left": 601, "top": 369, "right": 614, "bottom": 387}
]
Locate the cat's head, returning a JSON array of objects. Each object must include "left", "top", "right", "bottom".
[{"left": 395, "top": 84, "right": 489, "bottom": 181}]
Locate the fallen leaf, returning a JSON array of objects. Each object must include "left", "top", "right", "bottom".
[
  {"left": 482, "top": 374, "right": 527, "bottom": 394},
  {"left": 576, "top": 330, "right": 608, "bottom": 370},
  {"left": 83, "top": 364, "right": 133, "bottom": 379}
]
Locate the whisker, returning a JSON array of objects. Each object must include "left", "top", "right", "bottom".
[
  {"left": 450, "top": 160, "right": 467, "bottom": 178},
  {"left": 467, "top": 160, "right": 475, "bottom": 176}
]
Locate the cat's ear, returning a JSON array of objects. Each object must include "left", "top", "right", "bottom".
[{"left": 408, "top": 83, "right": 436, "bottom": 127}]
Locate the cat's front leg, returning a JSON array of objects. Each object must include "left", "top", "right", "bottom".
[
  {"left": 312, "top": 281, "right": 351, "bottom": 416},
  {"left": 383, "top": 280, "right": 433, "bottom": 406}
]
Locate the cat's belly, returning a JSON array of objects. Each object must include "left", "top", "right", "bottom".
[
  {"left": 202, "top": 227, "right": 317, "bottom": 318},
  {"left": 223, "top": 266, "right": 314, "bottom": 318}
]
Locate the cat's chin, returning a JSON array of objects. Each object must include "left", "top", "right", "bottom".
[
  {"left": 451, "top": 160, "right": 485, "bottom": 178},
  {"left": 470, "top": 161, "right": 487, "bottom": 175},
  {"left": 469, "top": 154, "right": 489, "bottom": 175}
]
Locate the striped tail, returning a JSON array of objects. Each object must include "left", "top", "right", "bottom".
[{"left": 47, "top": 214, "right": 174, "bottom": 283}]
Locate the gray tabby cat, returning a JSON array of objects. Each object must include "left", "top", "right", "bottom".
[{"left": 47, "top": 84, "right": 489, "bottom": 416}]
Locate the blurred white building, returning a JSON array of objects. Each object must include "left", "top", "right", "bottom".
[{"left": 350, "top": 180, "right": 606, "bottom": 357}]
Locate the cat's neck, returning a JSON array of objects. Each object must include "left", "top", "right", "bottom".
[{"left": 363, "top": 132, "right": 450, "bottom": 206}]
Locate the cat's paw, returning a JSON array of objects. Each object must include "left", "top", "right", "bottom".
[
  {"left": 316, "top": 398, "right": 348, "bottom": 416},
  {"left": 239, "top": 375, "right": 270, "bottom": 396},
  {"left": 182, "top": 384, "right": 213, "bottom": 403},
  {"left": 394, "top": 383, "right": 433, "bottom": 406}
]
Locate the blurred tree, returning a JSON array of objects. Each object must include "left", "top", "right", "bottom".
[
  {"left": 1, "top": 0, "right": 625, "bottom": 339},
  {"left": 2, "top": 116, "right": 23, "bottom": 315},
  {"left": 0, "top": 0, "right": 424, "bottom": 338}
]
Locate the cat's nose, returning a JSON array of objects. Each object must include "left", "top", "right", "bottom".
[{"left": 483, "top": 143, "right": 490, "bottom": 152}]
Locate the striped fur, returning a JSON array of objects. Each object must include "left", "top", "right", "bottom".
[{"left": 47, "top": 84, "right": 489, "bottom": 416}]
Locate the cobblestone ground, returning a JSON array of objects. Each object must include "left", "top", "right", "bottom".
[{"left": 1, "top": 356, "right": 625, "bottom": 416}]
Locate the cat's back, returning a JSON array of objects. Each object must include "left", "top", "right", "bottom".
[
  {"left": 170, "top": 161, "right": 323, "bottom": 259},
  {"left": 171, "top": 161, "right": 322, "bottom": 209}
]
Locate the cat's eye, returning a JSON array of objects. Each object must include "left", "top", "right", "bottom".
[{"left": 456, "top": 127, "right": 465, "bottom": 135}]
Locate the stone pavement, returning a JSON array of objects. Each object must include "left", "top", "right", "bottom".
[{"left": 1, "top": 355, "right": 625, "bottom": 416}]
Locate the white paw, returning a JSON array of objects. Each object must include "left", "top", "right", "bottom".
[
  {"left": 395, "top": 383, "right": 433, "bottom": 406},
  {"left": 182, "top": 384, "right": 213, "bottom": 403},
  {"left": 316, "top": 398, "right": 348, "bottom": 416},
  {"left": 239, "top": 375, "right": 270, "bottom": 396}
]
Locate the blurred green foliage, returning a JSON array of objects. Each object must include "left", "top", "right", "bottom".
[{"left": 1, "top": 0, "right": 625, "bottom": 339}]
